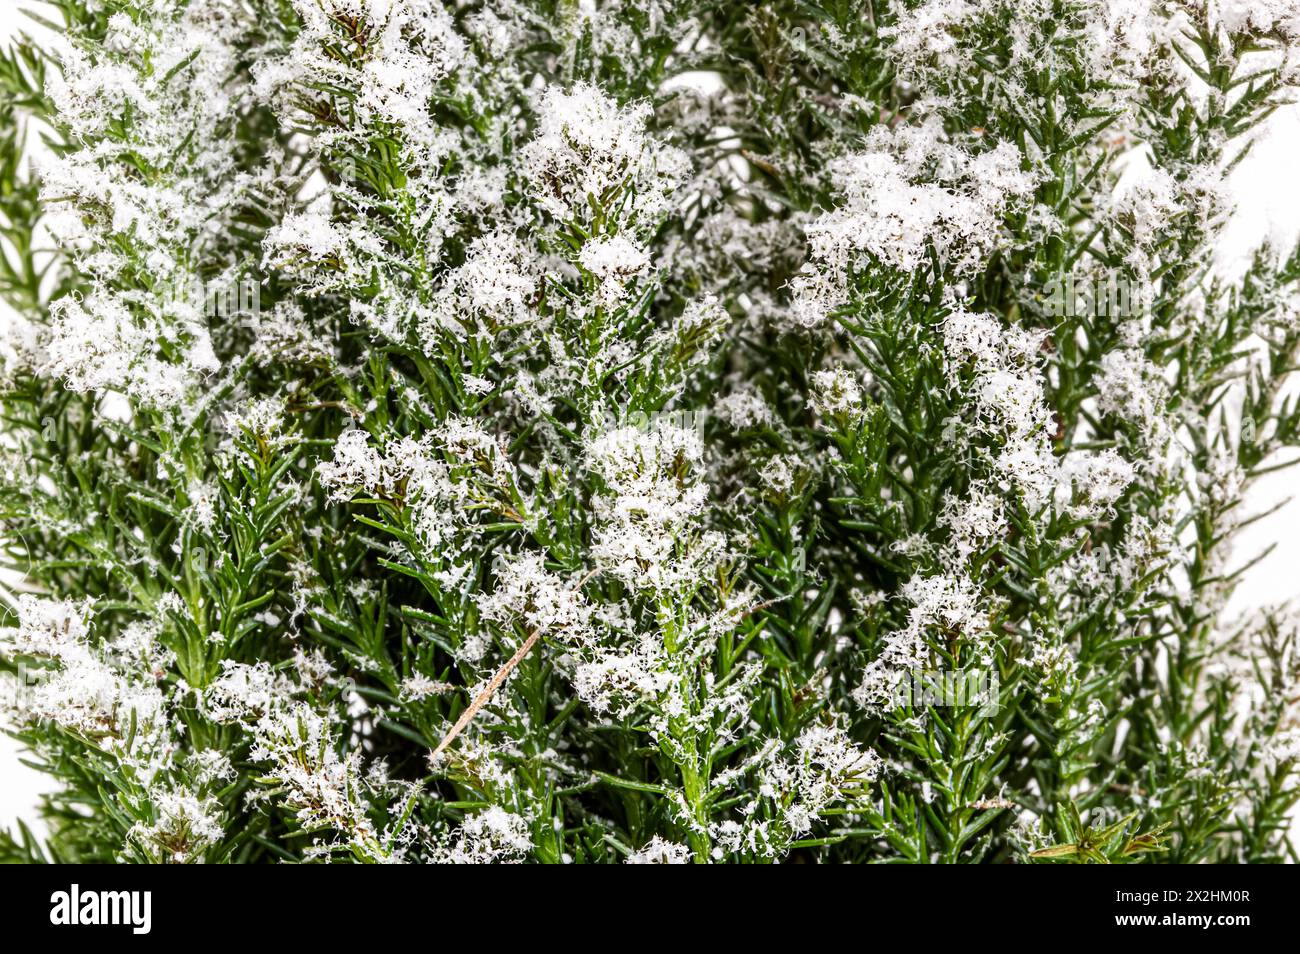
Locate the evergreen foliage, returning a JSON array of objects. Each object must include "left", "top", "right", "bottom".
[{"left": 1, "top": 0, "right": 1299, "bottom": 863}]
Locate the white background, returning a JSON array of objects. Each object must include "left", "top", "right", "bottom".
[{"left": 3, "top": 5, "right": 1300, "bottom": 844}]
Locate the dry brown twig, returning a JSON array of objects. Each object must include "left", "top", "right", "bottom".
[{"left": 430, "top": 568, "right": 598, "bottom": 761}]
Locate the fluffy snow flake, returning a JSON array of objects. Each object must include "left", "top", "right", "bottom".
[
  {"left": 316, "top": 430, "right": 396, "bottom": 502},
  {"left": 939, "top": 487, "right": 1009, "bottom": 563},
  {"left": 200, "top": 660, "right": 294, "bottom": 727},
  {"left": 522, "top": 83, "right": 690, "bottom": 228},
  {"left": 128, "top": 785, "right": 224, "bottom": 863},
  {"left": 713, "top": 382, "right": 776, "bottom": 430},
  {"left": 42, "top": 289, "right": 217, "bottom": 409},
  {"left": 709, "top": 723, "right": 880, "bottom": 861},
  {"left": 585, "top": 420, "right": 716, "bottom": 593},
  {"left": 792, "top": 121, "right": 1036, "bottom": 328},
  {"left": 4, "top": 597, "right": 170, "bottom": 752},
  {"left": 421, "top": 231, "right": 541, "bottom": 346},
  {"left": 810, "top": 368, "right": 868, "bottom": 422},
  {"left": 477, "top": 553, "right": 593, "bottom": 638},
  {"left": 399, "top": 674, "right": 455, "bottom": 702},
  {"left": 436, "top": 806, "right": 533, "bottom": 864},
  {"left": 247, "top": 700, "right": 394, "bottom": 860},
  {"left": 258, "top": 0, "right": 467, "bottom": 154},
  {"left": 10, "top": 595, "right": 94, "bottom": 661},
  {"left": 578, "top": 234, "right": 652, "bottom": 304},
  {"left": 626, "top": 836, "right": 692, "bottom": 864},
  {"left": 1062, "top": 448, "right": 1137, "bottom": 515},
  {"left": 571, "top": 634, "right": 674, "bottom": 717},
  {"left": 1214, "top": 0, "right": 1300, "bottom": 38},
  {"left": 1095, "top": 347, "right": 1172, "bottom": 451},
  {"left": 854, "top": 572, "right": 989, "bottom": 712}
]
